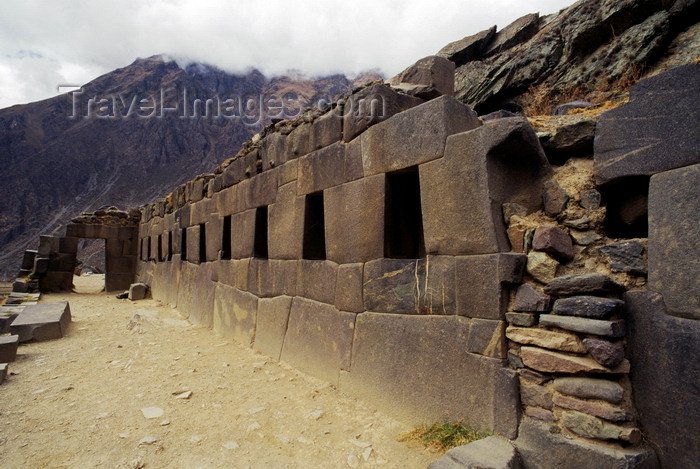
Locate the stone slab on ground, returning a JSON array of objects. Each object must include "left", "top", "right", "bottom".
[
  {"left": 626, "top": 291, "right": 700, "bottom": 469},
  {"left": 128, "top": 283, "right": 148, "bottom": 301},
  {"left": 514, "top": 418, "right": 658, "bottom": 469},
  {"left": 340, "top": 312, "right": 519, "bottom": 439},
  {"left": 427, "top": 436, "right": 521, "bottom": 469},
  {"left": 0, "top": 334, "right": 19, "bottom": 362},
  {"left": 10, "top": 302, "right": 71, "bottom": 342}
]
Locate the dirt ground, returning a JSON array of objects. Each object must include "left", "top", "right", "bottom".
[{"left": 0, "top": 275, "right": 436, "bottom": 469}]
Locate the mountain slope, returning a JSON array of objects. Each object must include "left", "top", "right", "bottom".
[{"left": 0, "top": 56, "right": 380, "bottom": 278}]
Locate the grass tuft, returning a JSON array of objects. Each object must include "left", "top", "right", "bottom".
[{"left": 396, "top": 422, "right": 490, "bottom": 453}]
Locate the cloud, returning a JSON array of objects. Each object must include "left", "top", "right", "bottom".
[{"left": 0, "top": 0, "right": 574, "bottom": 108}]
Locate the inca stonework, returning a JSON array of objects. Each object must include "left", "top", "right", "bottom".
[{"left": 11, "top": 4, "right": 699, "bottom": 468}]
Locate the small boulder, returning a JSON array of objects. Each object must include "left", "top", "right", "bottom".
[
  {"left": 532, "top": 225, "right": 574, "bottom": 263},
  {"left": 599, "top": 241, "right": 647, "bottom": 276},
  {"left": 428, "top": 436, "right": 521, "bottom": 469},
  {"left": 128, "top": 283, "right": 149, "bottom": 301},
  {"left": 583, "top": 338, "right": 625, "bottom": 367}
]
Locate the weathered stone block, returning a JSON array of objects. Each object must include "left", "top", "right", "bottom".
[
  {"left": 33, "top": 257, "right": 49, "bottom": 274},
  {"left": 363, "top": 258, "right": 422, "bottom": 314},
  {"left": 215, "top": 258, "right": 250, "bottom": 291},
  {"left": 222, "top": 159, "right": 245, "bottom": 189},
  {"left": 648, "top": 163, "right": 700, "bottom": 319},
  {"left": 268, "top": 182, "right": 304, "bottom": 259},
  {"left": 468, "top": 319, "right": 507, "bottom": 358},
  {"left": 599, "top": 240, "right": 647, "bottom": 276},
  {"left": 526, "top": 252, "right": 559, "bottom": 284},
  {"left": 38, "top": 235, "right": 59, "bottom": 256},
  {"left": 513, "top": 284, "right": 551, "bottom": 312},
  {"left": 21, "top": 250, "right": 37, "bottom": 270},
  {"left": 106, "top": 255, "right": 136, "bottom": 275},
  {"left": 532, "top": 224, "right": 573, "bottom": 263},
  {"left": 389, "top": 55, "right": 456, "bottom": 97},
  {"left": 520, "top": 382, "right": 553, "bottom": 410},
  {"left": 253, "top": 296, "right": 293, "bottom": 360},
  {"left": 241, "top": 168, "right": 277, "bottom": 209},
  {"left": 340, "top": 313, "right": 519, "bottom": 438},
  {"left": 506, "top": 326, "right": 587, "bottom": 353},
  {"left": 419, "top": 255, "right": 456, "bottom": 315},
  {"left": 515, "top": 418, "right": 658, "bottom": 469},
  {"left": 361, "top": 95, "right": 478, "bottom": 177},
  {"left": 48, "top": 253, "right": 77, "bottom": 272},
  {"left": 539, "top": 314, "right": 625, "bottom": 338},
  {"left": 128, "top": 282, "right": 148, "bottom": 301},
  {"left": 189, "top": 198, "right": 214, "bottom": 226},
  {"left": 455, "top": 254, "right": 526, "bottom": 320},
  {"left": 552, "top": 377, "right": 624, "bottom": 404},
  {"left": 58, "top": 237, "right": 79, "bottom": 254},
  {"left": 10, "top": 302, "right": 71, "bottom": 342},
  {"left": 297, "top": 260, "right": 338, "bottom": 304},
  {"left": 151, "top": 254, "right": 181, "bottom": 307},
  {"left": 324, "top": 175, "right": 384, "bottom": 264},
  {"left": 280, "top": 297, "right": 355, "bottom": 386},
  {"left": 185, "top": 225, "right": 201, "bottom": 264},
  {"left": 230, "top": 209, "right": 256, "bottom": 259},
  {"left": 553, "top": 395, "right": 633, "bottom": 423},
  {"left": 421, "top": 117, "right": 550, "bottom": 255},
  {"left": 297, "top": 142, "right": 346, "bottom": 196},
  {"left": 213, "top": 284, "right": 258, "bottom": 346},
  {"left": 552, "top": 296, "right": 623, "bottom": 319},
  {"left": 594, "top": 64, "right": 700, "bottom": 185},
  {"left": 285, "top": 122, "right": 311, "bottom": 160},
  {"left": 428, "top": 436, "right": 521, "bottom": 469},
  {"left": 335, "top": 263, "right": 364, "bottom": 313},
  {"left": 342, "top": 84, "right": 423, "bottom": 142},
  {"left": 177, "top": 262, "right": 216, "bottom": 327},
  {"left": 437, "top": 25, "right": 496, "bottom": 66},
  {"left": 561, "top": 411, "right": 639, "bottom": 443},
  {"left": 310, "top": 111, "right": 342, "bottom": 150},
  {"left": 277, "top": 159, "right": 298, "bottom": 186},
  {"left": 205, "top": 216, "right": 222, "bottom": 262},
  {"left": 40, "top": 272, "right": 74, "bottom": 292},
  {"left": 261, "top": 132, "right": 287, "bottom": 170},
  {"left": 0, "top": 335, "right": 19, "bottom": 362},
  {"left": 544, "top": 273, "right": 624, "bottom": 297},
  {"left": 215, "top": 185, "right": 237, "bottom": 216},
  {"left": 626, "top": 291, "right": 700, "bottom": 468},
  {"left": 506, "top": 312, "right": 537, "bottom": 327},
  {"left": 247, "top": 259, "right": 298, "bottom": 298},
  {"left": 520, "top": 346, "right": 629, "bottom": 374}
]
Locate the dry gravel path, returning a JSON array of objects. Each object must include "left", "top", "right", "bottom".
[{"left": 0, "top": 275, "right": 435, "bottom": 468}]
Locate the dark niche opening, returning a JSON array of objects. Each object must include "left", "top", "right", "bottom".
[
  {"left": 147, "top": 236, "right": 152, "bottom": 261},
  {"left": 167, "top": 231, "right": 173, "bottom": 261},
  {"left": 199, "top": 223, "right": 207, "bottom": 263},
  {"left": 181, "top": 227, "right": 187, "bottom": 262},
  {"left": 157, "top": 234, "right": 163, "bottom": 262},
  {"left": 221, "top": 215, "right": 232, "bottom": 260},
  {"left": 384, "top": 167, "right": 426, "bottom": 259},
  {"left": 303, "top": 192, "right": 326, "bottom": 260},
  {"left": 600, "top": 176, "right": 649, "bottom": 238},
  {"left": 139, "top": 237, "right": 145, "bottom": 261},
  {"left": 254, "top": 206, "right": 269, "bottom": 259}
]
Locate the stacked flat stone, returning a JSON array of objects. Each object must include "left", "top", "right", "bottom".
[{"left": 506, "top": 273, "right": 642, "bottom": 445}]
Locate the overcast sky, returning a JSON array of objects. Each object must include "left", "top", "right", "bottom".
[{"left": 0, "top": 0, "right": 574, "bottom": 109}]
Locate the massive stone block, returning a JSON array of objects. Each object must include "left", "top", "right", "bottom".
[
  {"left": 419, "top": 255, "right": 456, "bottom": 315},
  {"left": 285, "top": 122, "right": 311, "bottom": 160},
  {"left": 310, "top": 111, "right": 342, "bottom": 150},
  {"left": 241, "top": 168, "right": 277, "bottom": 210},
  {"left": 324, "top": 175, "right": 384, "bottom": 264},
  {"left": 177, "top": 262, "right": 216, "bottom": 327},
  {"left": 151, "top": 254, "right": 181, "bottom": 307},
  {"left": 190, "top": 198, "right": 214, "bottom": 226},
  {"left": 594, "top": 64, "right": 700, "bottom": 185},
  {"left": 213, "top": 284, "right": 258, "bottom": 346},
  {"left": 185, "top": 225, "right": 201, "bottom": 264},
  {"left": 363, "top": 259, "right": 423, "bottom": 314},
  {"left": 297, "top": 142, "right": 347, "bottom": 196},
  {"left": 388, "top": 55, "right": 456, "bottom": 97},
  {"left": 421, "top": 117, "right": 550, "bottom": 255},
  {"left": 215, "top": 185, "right": 238, "bottom": 216},
  {"left": 253, "top": 295, "right": 293, "bottom": 360},
  {"left": 106, "top": 273, "right": 135, "bottom": 292},
  {"left": 215, "top": 258, "right": 250, "bottom": 290},
  {"left": 49, "top": 253, "right": 77, "bottom": 272},
  {"left": 247, "top": 259, "right": 298, "bottom": 298},
  {"left": 205, "top": 215, "right": 222, "bottom": 262},
  {"left": 296, "top": 260, "right": 338, "bottom": 305},
  {"left": 280, "top": 298, "right": 356, "bottom": 386},
  {"left": 360, "top": 95, "right": 479, "bottom": 177},
  {"left": 261, "top": 132, "right": 287, "bottom": 170},
  {"left": 230, "top": 209, "right": 256, "bottom": 259},
  {"left": 626, "top": 291, "right": 700, "bottom": 469},
  {"left": 340, "top": 313, "right": 519, "bottom": 438},
  {"left": 268, "top": 182, "right": 304, "bottom": 259},
  {"left": 10, "top": 302, "right": 71, "bottom": 342},
  {"left": 335, "top": 263, "right": 365, "bottom": 313},
  {"left": 342, "top": 84, "right": 423, "bottom": 142},
  {"left": 648, "top": 164, "right": 700, "bottom": 319},
  {"left": 455, "top": 253, "right": 526, "bottom": 320},
  {"left": 40, "top": 272, "right": 74, "bottom": 292}
]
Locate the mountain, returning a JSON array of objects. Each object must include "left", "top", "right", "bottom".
[{"left": 0, "top": 56, "right": 381, "bottom": 278}]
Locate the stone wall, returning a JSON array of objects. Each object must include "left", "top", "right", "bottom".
[{"left": 133, "top": 61, "right": 699, "bottom": 467}]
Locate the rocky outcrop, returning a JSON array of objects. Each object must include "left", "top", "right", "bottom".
[{"left": 444, "top": 0, "right": 698, "bottom": 113}]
